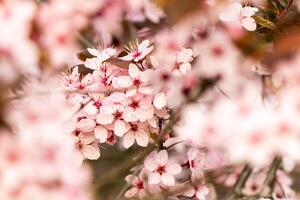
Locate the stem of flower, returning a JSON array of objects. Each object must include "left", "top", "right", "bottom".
[
  {"left": 260, "top": 156, "right": 282, "bottom": 196},
  {"left": 225, "top": 164, "right": 253, "bottom": 200}
]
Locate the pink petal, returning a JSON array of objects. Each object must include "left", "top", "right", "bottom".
[
  {"left": 141, "top": 46, "right": 154, "bottom": 58},
  {"left": 87, "top": 48, "right": 99, "bottom": 57},
  {"left": 123, "top": 108, "right": 138, "bottom": 122},
  {"left": 77, "top": 118, "right": 96, "bottom": 132},
  {"left": 94, "top": 126, "right": 108, "bottom": 143},
  {"left": 114, "top": 120, "right": 130, "bottom": 137},
  {"left": 79, "top": 133, "right": 95, "bottom": 144},
  {"left": 144, "top": 157, "right": 158, "bottom": 171},
  {"left": 124, "top": 187, "right": 138, "bottom": 198},
  {"left": 177, "top": 48, "right": 193, "bottom": 63},
  {"left": 148, "top": 172, "right": 161, "bottom": 185},
  {"left": 125, "top": 175, "right": 138, "bottom": 184},
  {"left": 138, "top": 40, "right": 150, "bottom": 50},
  {"left": 84, "top": 58, "right": 98, "bottom": 70},
  {"left": 156, "top": 150, "right": 168, "bottom": 165},
  {"left": 153, "top": 92, "right": 167, "bottom": 109},
  {"left": 82, "top": 144, "right": 100, "bottom": 160},
  {"left": 166, "top": 163, "right": 182, "bottom": 175},
  {"left": 129, "top": 64, "right": 141, "bottom": 79},
  {"left": 179, "top": 63, "right": 191, "bottom": 74},
  {"left": 135, "top": 108, "right": 154, "bottom": 122},
  {"left": 242, "top": 6, "right": 259, "bottom": 17},
  {"left": 123, "top": 132, "right": 135, "bottom": 149},
  {"left": 136, "top": 129, "right": 149, "bottom": 147},
  {"left": 161, "top": 173, "right": 175, "bottom": 186},
  {"left": 120, "top": 54, "right": 133, "bottom": 61},
  {"left": 241, "top": 17, "right": 257, "bottom": 31},
  {"left": 84, "top": 103, "right": 98, "bottom": 115},
  {"left": 96, "top": 113, "right": 114, "bottom": 125},
  {"left": 112, "top": 76, "right": 132, "bottom": 88}
]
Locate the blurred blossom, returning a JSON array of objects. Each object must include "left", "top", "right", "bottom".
[
  {"left": 0, "top": 91, "right": 92, "bottom": 200},
  {"left": 0, "top": 0, "right": 39, "bottom": 83},
  {"left": 1, "top": 0, "right": 300, "bottom": 199}
]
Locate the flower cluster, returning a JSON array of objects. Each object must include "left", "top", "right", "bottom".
[
  {"left": 64, "top": 39, "right": 197, "bottom": 163},
  {"left": 2, "top": 0, "right": 300, "bottom": 199}
]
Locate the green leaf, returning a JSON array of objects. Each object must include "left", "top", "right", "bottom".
[{"left": 253, "top": 16, "right": 278, "bottom": 31}]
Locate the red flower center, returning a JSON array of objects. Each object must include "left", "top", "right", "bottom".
[
  {"left": 130, "top": 124, "right": 138, "bottom": 132},
  {"left": 113, "top": 111, "right": 122, "bottom": 119},
  {"left": 130, "top": 100, "right": 139, "bottom": 109},
  {"left": 101, "top": 77, "right": 109, "bottom": 85},
  {"left": 212, "top": 46, "right": 224, "bottom": 56},
  {"left": 132, "top": 51, "right": 142, "bottom": 58},
  {"left": 156, "top": 165, "right": 166, "bottom": 175},
  {"left": 135, "top": 180, "right": 144, "bottom": 189},
  {"left": 93, "top": 101, "right": 102, "bottom": 109},
  {"left": 133, "top": 79, "right": 141, "bottom": 86}
]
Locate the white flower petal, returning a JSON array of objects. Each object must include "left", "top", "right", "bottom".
[
  {"left": 177, "top": 48, "right": 193, "bottom": 63},
  {"left": 95, "top": 126, "right": 108, "bottom": 143},
  {"left": 139, "top": 40, "right": 150, "bottom": 50},
  {"left": 82, "top": 144, "right": 100, "bottom": 160},
  {"left": 144, "top": 157, "right": 158, "bottom": 171},
  {"left": 84, "top": 103, "right": 98, "bottom": 115},
  {"left": 148, "top": 172, "right": 161, "bottom": 185},
  {"left": 242, "top": 17, "right": 257, "bottom": 31},
  {"left": 161, "top": 173, "right": 175, "bottom": 186},
  {"left": 96, "top": 113, "right": 114, "bottom": 125},
  {"left": 242, "top": 6, "right": 259, "bottom": 17},
  {"left": 166, "top": 163, "right": 182, "bottom": 175},
  {"left": 84, "top": 58, "right": 98, "bottom": 70},
  {"left": 179, "top": 63, "right": 191, "bottom": 74},
  {"left": 123, "top": 132, "right": 135, "bottom": 149},
  {"left": 77, "top": 118, "right": 96, "bottom": 132},
  {"left": 112, "top": 76, "right": 132, "bottom": 88},
  {"left": 120, "top": 54, "right": 133, "bottom": 61},
  {"left": 87, "top": 48, "right": 100, "bottom": 57},
  {"left": 153, "top": 92, "right": 167, "bottom": 109},
  {"left": 156, "top": 150, "right": 168, "bottom": 165},
  {"left": 129, "top": 64, "right": 141, "bottom": 79},
  {"left": 114, "top": 120, "right": 130, "bottom": 137},
  {"left": 124, "top": 187, "right": 138, "bottom": 198},
  {"left": 136, "top": 129, "right": 149, "bottom": 147}
]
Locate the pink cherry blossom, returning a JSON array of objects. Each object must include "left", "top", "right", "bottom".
[
  {"left": 85, "top": 47, "right": 116, "bottom": 70},
  {"left": 123, "top": 93, "right": 154, "bottom": 122},
  {"left": 122, "top": 122, "right": 149, "bottom": 148},
  {"left": 184, "top": 185, "right": 210, "bottom": 200},
  {"left": 124, "top": 174, "right": 146, "bottom": 199},
  {"left": 112, "top": 63, "right": 153, "bottom": 95},
  {"left": 121, "top": 40, "right": 154, "bottom": 62},
  {"left": 75, "top": 132, "right": 100, "bottom": 162},
  {"left": 144, "top": 150, "right": 182, "bottom": 186},
  {"left": 174, "top": 48, "right": 194, "bottom": 75}
]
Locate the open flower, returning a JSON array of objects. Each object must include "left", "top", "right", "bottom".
[
  {"left": 112, "top": 63, "right": 153, "bottom": 95},
  {"left": 121, "top": 40, "right": 154, "bottom": 62},
  {"left": 184, "top": 185, "right": 210, "bottom": 200},
  {"left": 75, "top": 132, "right": 100, "bottom": 163},
  {"left": 123, "top": 93, "right": 154, "bottom": 122},
  {"left": 85, "top": 47, "right": 116, "bottom": 70},
  {"left": 174, "top": 48, "right": 194, "bottom": 75},
  {"left": 122, "top": 122, "right": 149, "bottom": 148},
  {"left": 219, "top": 2, "right": 259, "bottom": 31},
  {"left": 144, "top": 150, "right": 182, "bottom": 186},
  {"left": 124, "top": 173, "right": 147, "bottom": 199}
]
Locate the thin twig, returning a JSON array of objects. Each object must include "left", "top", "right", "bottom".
[
  {"left": 225, "top": 164, "right": 253, "bottom": 200},
  {"left": 260, "top": 157, "right": 282, "bottom": 196},
  {"left": 275, "top": 0, "right": 294, "bottom": 22}
]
